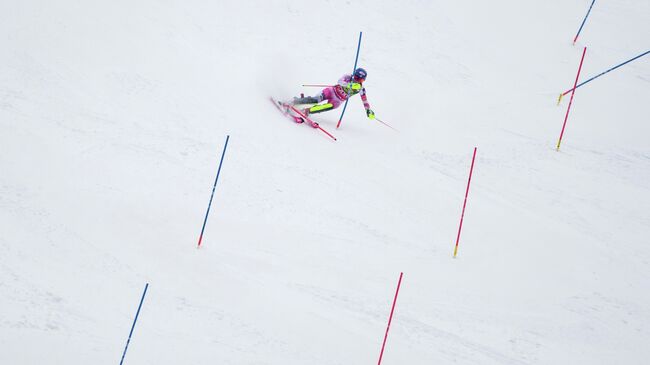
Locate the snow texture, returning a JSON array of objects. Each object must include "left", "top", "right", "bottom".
[{"left": 1, "top": 0, "right": 649, "bottom": 364}]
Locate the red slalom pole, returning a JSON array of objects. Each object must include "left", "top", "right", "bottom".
[
  {"left": 557, "top": 47, "right": 587, "bottom": 151},
  {"left": 377, "top": 272, "right": 403, "bottom": 365},
  {"left": 288, "top": 105, "right": 337, "bottom": 141},
  {"left": 316, "top": 125, "right": 337, "bottom": 141},
  {"left": 453, "top": 147, "right": 477, "bottom": 258},
  {"left": 558, "top": 50, "right": 648, "bottom": 102}
]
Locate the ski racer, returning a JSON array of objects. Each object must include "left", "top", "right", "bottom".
[{"left": 292, "top": 67, "right": 375, "bottom": 121}]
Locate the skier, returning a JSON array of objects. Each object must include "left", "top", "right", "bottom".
[{"left": 292, "top": 67, "right": 375, "bottom": 122}]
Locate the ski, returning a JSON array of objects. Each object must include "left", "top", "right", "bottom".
[
  {"left": 269, "top": 97, "right": 297, "bottom": 120},
  {"left": 270, "top": 97, "right": 337, "bottom": 141}
]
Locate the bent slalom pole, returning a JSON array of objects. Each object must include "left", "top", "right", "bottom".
[
  {"left": 337, "top": 32, "right": 363, "bottom": 129},
  {"left": 558, "top": 50, "right": 649, "bottom": 104}
]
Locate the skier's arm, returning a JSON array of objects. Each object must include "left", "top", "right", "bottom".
[
  {"left": 361, "top": 88, "right": 375, "bottom": 120},
  {"left": 337, "top": 75, "right": 352, "bottom": 87}
]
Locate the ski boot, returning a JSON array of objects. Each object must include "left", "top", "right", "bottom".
[
  {"left": 300, "top": 107, "right": 318, "bottom": 128},
  {"left": 292, "top": 116, "right": 305, "bottom": 124}
]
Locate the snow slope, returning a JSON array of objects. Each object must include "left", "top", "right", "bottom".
[{"left": 1, "top": 0, "right": 649, "bottom": 364}]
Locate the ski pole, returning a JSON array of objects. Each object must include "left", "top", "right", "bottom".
[
  {"left": 302, "top": 84, "right": 334, "bottom": 88},
  {"left": 375, "top": 117, "right": 399, "bottom": 132}
]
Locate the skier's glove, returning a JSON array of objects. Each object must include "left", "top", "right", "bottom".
[{"left": 366, "top": 109, "right": 375, "bottom": 120}]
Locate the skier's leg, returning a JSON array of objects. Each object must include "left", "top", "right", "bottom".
[
  {"left": 300, "top": 91, "right": 326, "bottom": 115},
  {"left": 309, "top": 87, "right": 343, "bottom": 114},
  {"left": 292, "top": 93, "right": 324, "bottom": 105},
  {"left": 308, "top": 103, "right": 334, "bottom": 114}
]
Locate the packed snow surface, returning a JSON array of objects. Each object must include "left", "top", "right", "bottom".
[{"left": 1, "top": 1, "right": 649, "bottom": 364}]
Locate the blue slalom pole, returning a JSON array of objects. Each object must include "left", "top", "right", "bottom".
[
  {"left": 561, "top": 50, "right": 649, "bottom": 97},
  {"left": 573, "top": 0, "right": 595, "bottom": 44},
  {"left": 120, "top": 283, "right": 149, "bottom": 365},
  {"left": 197, "top": 134, "right": 230, "bottom": 247},
  {"left": 336, "top": 31, "right": 363, "bottom": 129}
]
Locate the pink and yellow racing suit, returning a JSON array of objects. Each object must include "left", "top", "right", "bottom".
[{"left": 310, "top": 74, "right": 371, "bottom": 114}]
